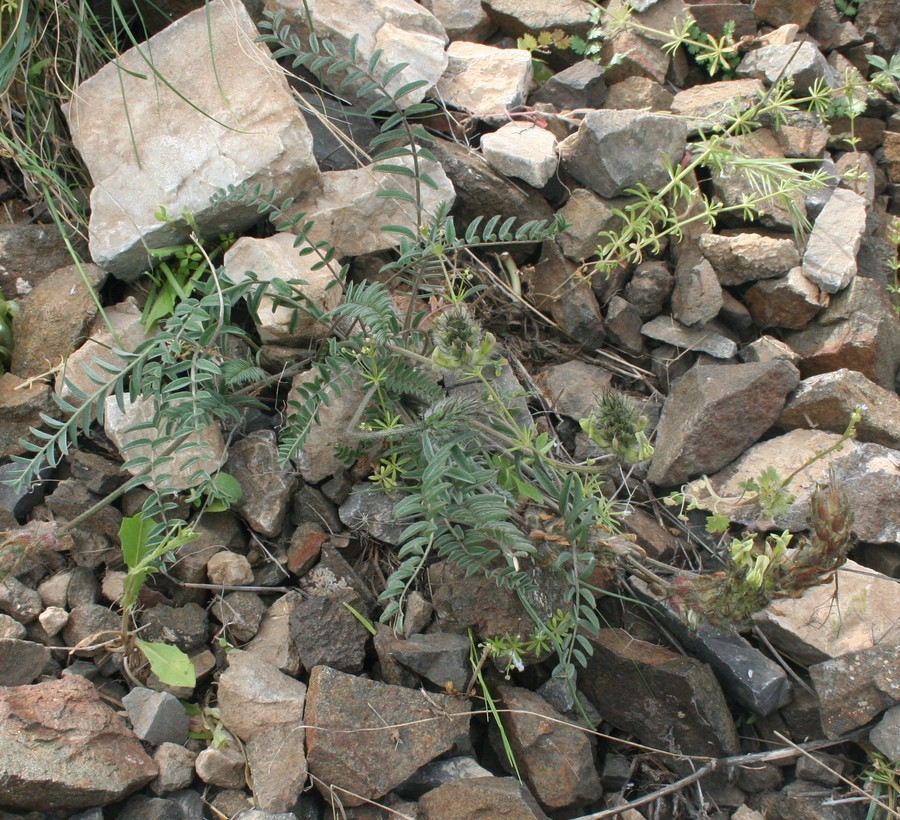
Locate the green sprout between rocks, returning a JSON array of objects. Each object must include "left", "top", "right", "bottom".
[{"left": 0, "top": 294, "right": 19, "bottom": 374}]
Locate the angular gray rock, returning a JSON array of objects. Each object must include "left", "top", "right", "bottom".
[
  {"left": 560, "top": 110, "right": 687, "bottom": 199},
  {"left": 266, "top": 0, "right": 448, "bottom": 107},
  {"left": 9, "top": 261, "right": 106, "bottom": 381},
  {"left": 418, "top": 776, "right": 549, "bottom": 819},
  {"left": 66, "top": 0, "right": 318, "bottom": 278},
  {"left": 419, "top": 0, "right": 496, "bottom": 41},
  {"left": 122, "top": 688, "right": 189, "bottom": 746},
  {"left": 640, "top": 317, "right": 737, "bottom": 359},
  {"left": 56, "top": 298, "right": 151, "bottom": 407},
  {"left": 0, "top": 676, "right": 157, "bottom": 811},
  {"left": 743, "top": 267, "right": 827, "bottom": 329},
  {"left": 530, "top": 60, "right": 607, "bottom": 111},
  {"left": 555, "top": 188, "right": 630, "bottom": 262},
  {"left": 777, "top": 369, "right": 900, "bottom": 450},
  {"left": 217, "top": 650, "right": 308, "bottom": 813},
  {"left": 290, "top": 589, "right": 369, "bottom": 674},
  {"left": 810, "top": 644, "right": 900, "bottom": 738},
  {"left": 388, "top": 631, "right": 471, "bottom": 692},
  {"left": 801, "top": 188, "right": 867, "bottom": 293},
  {"left": 671, "top": 252, "right": 723, "bottom": 327},
  {"left": 630, "top": 581, "right": 791, "bottom": 716},
  {"left": 690, "top": 431, "right": 900, "bottom": 545},
  {"left": 582, "top": 628, "right": 740, "bottom": 758},
  {"left": 285, "top": 157, "right": 455, "bottom": 257},
  {"left": 305, "top": 665, "right": 471, "bottom": 806},
  {"left": 737, "top": 41, "right": 840, "bottom": 96},
  {"left": 784, "top": 276, "right": 900, "bottom": 390},
  {"left": 225, "top": 430, "right": 297, "bottom": 537},
  {"left": 647, "top": 359, "right": 800, "bottom": 487},
  {"left": 481, "top": 0, "right": 594, "bottom": 38},
  {"left": 0, "top": 638, "right": 50, "bottom": 685}
]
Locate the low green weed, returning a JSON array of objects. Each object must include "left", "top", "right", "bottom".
[
  {"left": 119, "top": 513, "right": 199, "bottom": 687},
  {"left": 0, "top": 295, "right": 18, "bottom": 374}
]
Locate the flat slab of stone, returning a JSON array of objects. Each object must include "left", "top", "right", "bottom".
[
  {"left": 582, "top": 628, "right": 740, "bottom": 758},
  {"left": 66, "top": 0, "right": 318, "bottom": 278},
  {"left": 0, "top": 676, "right": 157, "bottom": 811},
  {"left": 640, "top": 316, "right": 737, "bottom": 359},
  {"left": 753, "top": 559, "right": 900, "bottom": 666},
  {"left": 801, "top": 188, "right": 867, "bottom": 294}
]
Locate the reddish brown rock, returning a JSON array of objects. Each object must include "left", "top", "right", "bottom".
[
  {"left": 744, "top": 267, "right": 827, "bottom": 329},
  {"left": 305, "top": 665, "right": 471, "bottom": 806},
  {"left": 647, "top": 359, "right": 800, "bottom": 487},
  {"left": 495, "top": 685, "right": 602, "bottom": 810},
  {"left": 784, "top": 277, "right": 900, "bottom": 390},
  {"left": 418, "top": 776, "right": 549, "bottom": 819},
  {"left": 777, "top": 369, "right": 900, "bottom": 449},
  {"left": 0, "top": 676, "right": 156, "bottom": 810}
]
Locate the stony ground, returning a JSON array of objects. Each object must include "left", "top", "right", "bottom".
[{"left": 1, "top": 0, "right": 899, "bottom": 819}]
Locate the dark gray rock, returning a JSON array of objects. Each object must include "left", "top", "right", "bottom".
[
  {"left": 291, "top": 589, "right": 369, "bottom": 674},
  {"left": 226, "top": 430, "right": 297, "bottom": 537},
  {"left": 647, "top": 359, "right": 800, "bottom": 487},
  {"left": 784, "top": 276, "right": 900, "bottom": 390},
  {"left": 210, "top": 591, "right": 267, "bottom": 644},
  {"left": 0, "top": 575, "right": 43, "bottom": 623},
  {"left": 810, "top": 644, "right": 900, "bottom": 738},
  {"left": 581, "top": 628, "right": 740, "bottom": 759},
  {"left": 641, "top": 316, "right": 738, "bottom": 359},
  {"left": 624, "top": 261, "right": 673, "bottom": 319},
  {"left": 530, "top": 60, "right": 607, "bottom": 110},
  {"left": 0, "top": 638, "right": 50, "bottom": 685},
  {"left": 631, "top": 581, "right": 791, "bottom": 716},
  {"left": 138, "top": 603, "right": 209, "bottom": 652},
  {"left": 122, "top": 687, "right": 190, "bottom": 746},
  {"left": 150, "top": 743, "right": 197, "bottom": 795},
  {"left": 494, "top": 685, "right": 603, "bottom": 810},
  {"left": 62, "top": 603, "right": 119, "bottom": 659},
  {"left": 389, "top": 632, "right": 471, "bottom": 692},
  {"left": 418, "top": 776, "right": 549, "bottom": 819},
  {"left": 561, "top": 109, "right": 687, "bottom": 199}
]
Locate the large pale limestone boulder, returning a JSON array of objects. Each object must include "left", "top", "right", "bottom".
[
  {"left": 285, "top": 157, "right": 455, "bottom": 257},
  {"left": 265, "top": 0, "right": 448, "bottom": 106},
  {"left": 223, "top": 233, "right": 343, "bottom": 344},
  {"left": 65, "top": 0, "right": 318, "bottom": 279}
]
